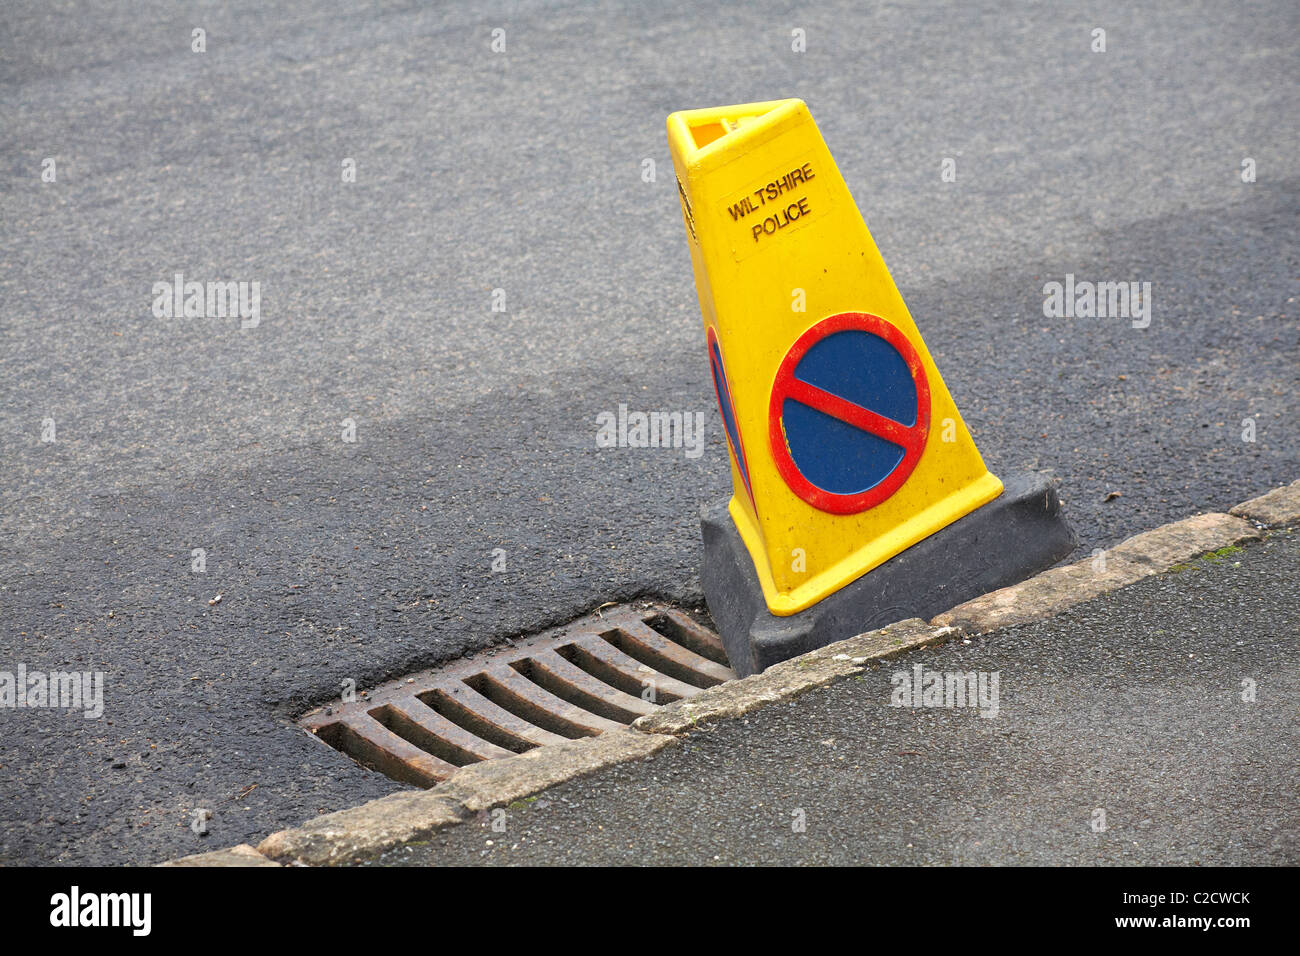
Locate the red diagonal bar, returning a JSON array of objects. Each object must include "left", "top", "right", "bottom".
[{"left": 782, "top": 378, "right": 923, "bottom": 453}]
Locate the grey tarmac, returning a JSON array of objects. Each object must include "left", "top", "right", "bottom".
[{"left": 1, "top": 0, "right": 1296, "bottom": 865}]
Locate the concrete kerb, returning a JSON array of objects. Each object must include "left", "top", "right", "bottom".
[
  {"left": 255, "top": 730, "right": 675, "bottom": 866},
  {"left": 159, "top": 843, "right": 282, "bottom": 867},
  {"left": 163, "top": 480, "right": 1297, "bottom": 867},
  {"left": 931, "top": 511, "right": 1264, "bottom": 634},
  {"left": 1230, "top": 478, "right": 1300, "bottom": 528}
]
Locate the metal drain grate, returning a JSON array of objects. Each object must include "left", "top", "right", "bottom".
[{"left": 298, "top": 604, "right": 735, "bottom": 786}]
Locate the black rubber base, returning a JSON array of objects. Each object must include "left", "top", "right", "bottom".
[{"left": 700, "top": 472, "right": 1077, "bottom": 676}]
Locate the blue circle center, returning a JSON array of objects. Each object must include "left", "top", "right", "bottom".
[{"left": 782, "top": 329, "right": 916, "bottom": 496}]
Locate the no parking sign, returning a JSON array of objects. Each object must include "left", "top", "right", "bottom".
[{"left": 769, "top": 313, "right": 930, "bottom": 515}]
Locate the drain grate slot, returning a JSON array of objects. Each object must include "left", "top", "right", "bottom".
[
  {"left": 422, "top": 685, "right": 563, "bottom": 752},
  {"left": 298, "top": 604, "right": 735, "bottom": 786},
  {"left": 463, "top": 670, "right": 607, "bottom": 739},
  {"left": 598, "top": 622, "right": 731, "bottom": 689},
  {"left": 510, "top": 654, "right": 656, "bottom": 723},
  {"left": 553, "top": 641, "right": 680, "bottom": 702},
  {"left": 369, "top": 700, "right": 512, "bottom": 767},
  {"left": 554, "top": 639, "right": 695, "bottom": 703},
  {"left": 317, "top": 714, "right": 457, "bottom": 788},
  {"left": 643, "top": 611, "right": 731, "bottom": 666}
]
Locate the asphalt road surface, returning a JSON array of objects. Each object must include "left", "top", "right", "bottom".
[
  {"left": 1, "top": 1, "right": 1296, "bottom": 865},
  {"left": 373, "top": 531, "right": 1300, "bottom": 866}
]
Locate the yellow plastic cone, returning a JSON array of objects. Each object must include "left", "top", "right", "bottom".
[{"left": 668, "top": 98, "right": 1004, "bottom": 616}]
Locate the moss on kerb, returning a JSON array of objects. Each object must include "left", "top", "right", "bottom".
[
  {"left": 1170, "top": 544, "right": 1246, "bottom": 572},
  {"left": 1203, "top": 545, "right": 1245, "bottom": 559}
]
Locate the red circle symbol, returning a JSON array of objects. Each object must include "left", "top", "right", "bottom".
[{"left": 768, "top": 312, "right": 930, "bottom": 514}]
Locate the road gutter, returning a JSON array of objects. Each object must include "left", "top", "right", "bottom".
[{"left": 160, "top": 479, "right": 1298, "bottom": 866}]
